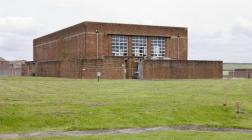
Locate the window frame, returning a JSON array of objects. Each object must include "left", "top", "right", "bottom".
[
  {"left": 111, "top": 35, "right": 128, "bottom": 56},
  {"left": 131, "top": 36, "right": 147, "bottom": 57},
  {"left": 151, "top": 37, "right": 166, "bottom": 57}
]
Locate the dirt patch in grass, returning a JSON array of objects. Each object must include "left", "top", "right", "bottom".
[{"left": 1, "top": 125, "right": 252, "bottom": 139}]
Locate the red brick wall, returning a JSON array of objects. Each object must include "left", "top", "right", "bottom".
[
  {"left": 21, "top": 62, "right": 36, "bottom": 76},
  {"left": 36, "top": 61, "right": 61, "bottom": 77},
  {"left": 33, "top": 21, "right": 188, "bottom": 62},
  {"left": 142, "top": 60, "right": 223, "bottom": 79},
  {"left": 81, "top": 59, "right": 103, "bottom": 79},
  {"left": 86, "top": 22, "right": 188, "bottom": 60},
  {"left": 0, "top": 61, "right": 9, "bottom": 76},
  {"left": 27, "top": 58, "right": 222, "bottom": 79},
  {"left": 229, "top": 69, "right": 252, "bottom": 78},
  {"left": 85, "top": 22, "right": 187, "bottom": 37},
  {"left": 33, "top": 57, "right": 125, "bottom": 79},
  {"left": 81, "top": 57, "right": 125, "bottom": 79},
  {"left": 60, "top": 60, "right": 82, "bottom": 78},
  {"left": 34, "top": 34, "right": 87, "bottom": 61},
  {"left": 35, "top": 60, "right": 81, "bottom": 78}
]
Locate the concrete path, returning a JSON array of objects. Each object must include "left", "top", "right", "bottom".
[{"left": 1, "top": 125, "right": 252, "bottom": 139}]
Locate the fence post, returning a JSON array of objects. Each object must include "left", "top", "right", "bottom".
[
  {"left": 223, "top": 96, "right": 228, "bottom": 110},
  {"left": 236, "top": 101, "right": 240, "bottom": 118}
]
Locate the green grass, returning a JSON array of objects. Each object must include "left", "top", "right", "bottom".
[
  {"left": 1, "top": 77, "right": 252, "bottom": 133},
  {"left": 16, "top": 131, "right": 252, "bottom": 140}
]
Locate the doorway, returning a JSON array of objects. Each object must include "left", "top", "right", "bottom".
[{"left": 133, "top": 59, "right": 143, "bottom": 79}]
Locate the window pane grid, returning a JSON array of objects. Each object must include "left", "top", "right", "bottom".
[
  {"left": 151, "top": 37, "right": 166, "bottom": 57},
  {"left": 112, "top": 35, "right": 128, "bottom": 56},
  {"left": 132, "top": 36, "right": 147, "bottom": 57}
]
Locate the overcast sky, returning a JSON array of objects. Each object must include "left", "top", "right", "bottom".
[{"left": 0, "top": 0, "right": 252, "bottom": 62}]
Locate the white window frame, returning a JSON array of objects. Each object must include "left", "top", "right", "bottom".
[
  {"left": 111, "top": 35, "right": 128, "bottom": 56},
  {"left": 151, "top": 37, "right": 166, "bottom": 57},
  {"left": 132, "top": 36, "right": 147, "bottom": 57}
]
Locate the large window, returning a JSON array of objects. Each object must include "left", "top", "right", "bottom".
[
  {"left": 151, "top": 37, "right": 166, "bottom": 57},
  {"left": 112, "top": 35, "right": 128, "bottom": 56},
  {"left": 132, "top": 36, "right": 147, "bottom": 57}
]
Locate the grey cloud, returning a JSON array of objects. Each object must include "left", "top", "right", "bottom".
[
  {"left": 1, "top": 0, "right": 252, "bottom": 62},
  {"left": 232, "top": 26, "right": 252, "bottom": 37},
  {"left": 189, "top": 26, "right": 252, "bottom": 63},
  {"left": 0, "top": 17, "right": 41, "bottom": 60}
]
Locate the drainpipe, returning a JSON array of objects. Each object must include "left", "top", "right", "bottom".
[
  {"left": 177, "top": 33, "right": 180, "bottom": 60},
  {"left": 96, "top": 29, "right": 99, "bottom": 59}
]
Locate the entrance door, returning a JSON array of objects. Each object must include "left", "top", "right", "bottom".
[
  {"left": 134, "top": 59, "right": 143, "bottom": 79},
  {"left": 124, "top": 58, "right": 143, "bottom": 79}
]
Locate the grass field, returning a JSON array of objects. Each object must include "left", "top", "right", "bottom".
[{"left": 1, "top": 77, "right": 252, "bottom": 135}]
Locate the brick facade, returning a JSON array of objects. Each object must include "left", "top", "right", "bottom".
[
  {"left": 0, "top": 60, "right": 9, "bottom": 76},
  {"left": 33, "top": 21, "right": 188, "bottom": 62},
  {"left": 143, "top": 60, "right": 222, "bottom": 79},
  {"left": 1, "top": 59, "right": 25, "bottom": 77},
  {"left": 22, "top": 21, "right": 222, "bottom": 79}
]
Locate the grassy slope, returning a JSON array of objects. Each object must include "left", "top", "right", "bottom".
[
  {"left": 1, "top": 77, "right": 252, "bottom": 133},
  {"left": 17, "top": 131, "right": 252, "bottom": 140}
]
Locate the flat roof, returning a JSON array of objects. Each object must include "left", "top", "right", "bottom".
[{"left": 35, "top": 21, "right": 187, "bottom": 39}]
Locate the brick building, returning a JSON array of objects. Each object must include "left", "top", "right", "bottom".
[
  {"left": 0, "top": 57, "right": 25, "bottom": 77},
  {"left": 0, "top": 57, "right": 9, "bottom": 76},
  {"left": 229, "top": 69, "right": 252, "bottom": 79},
  {"left": 22, "top": 21, "right": 222, "bottom": 79}
]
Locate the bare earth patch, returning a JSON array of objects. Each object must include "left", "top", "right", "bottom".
[{"left": 1, "top": 125, "right": 252, "bottom": 139}]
